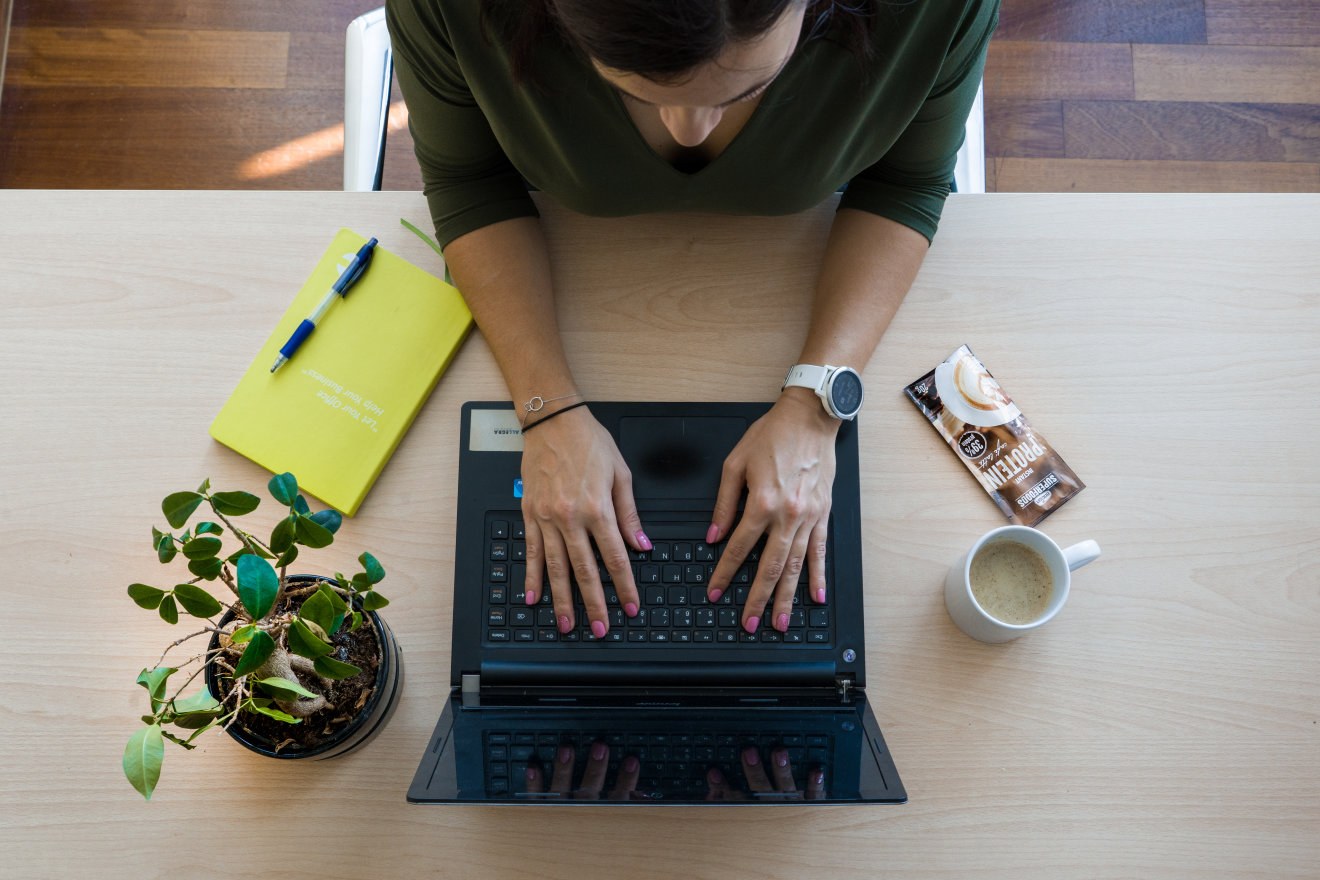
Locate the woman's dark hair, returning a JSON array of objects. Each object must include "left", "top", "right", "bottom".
[{"left": 481, "top": 0, "right": 882, "bottom": 85}]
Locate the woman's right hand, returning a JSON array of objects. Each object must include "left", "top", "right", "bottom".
[{"left": 520, "top": 406, "right": 645, "bottom": 638}]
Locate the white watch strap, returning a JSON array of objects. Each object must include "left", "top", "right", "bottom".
[{"left": 782, "top": 363, "right": 830, "bottom": 393}]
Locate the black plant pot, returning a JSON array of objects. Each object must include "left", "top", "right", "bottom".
[{"left": 205, "top": 575, "right": 403, "bottom": 760}]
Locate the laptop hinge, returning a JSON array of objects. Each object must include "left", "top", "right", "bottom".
[
  {"left": 836, "top": 676, "right": 854, "bottom": 700},
  {"left": 462, "top": 673, "right": 481, "bottom": 707}
]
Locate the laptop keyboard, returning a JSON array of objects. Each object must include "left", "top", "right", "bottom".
[
  {"left": 485, "top": 729, "right": 832, "bottom": 799},
  {"left": 484, "top": 513, "right": 832, "bottom": 646}
]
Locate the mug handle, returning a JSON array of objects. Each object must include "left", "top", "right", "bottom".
[{"left": 1063, "top": 540, "right": 1101, "bottom": 571}]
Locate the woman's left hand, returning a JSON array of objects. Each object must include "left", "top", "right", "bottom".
[{"left": 706, "top": 388, "right": 840, "bottom": 632}]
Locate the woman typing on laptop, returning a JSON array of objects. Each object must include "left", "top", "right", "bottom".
[{"left": 387, "top": 0, "right": 997, "bottom": 640}]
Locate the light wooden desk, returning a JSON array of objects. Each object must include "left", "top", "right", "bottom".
[{"left": 1, "top": 191, "right": 1316, "bottom": 879}]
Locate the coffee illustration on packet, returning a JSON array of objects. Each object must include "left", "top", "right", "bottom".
[{"left": 904, "top": 345, "right": 1084, "bottom": 526}]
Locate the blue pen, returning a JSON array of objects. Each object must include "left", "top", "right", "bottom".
[{"left": 271, "top": 237, "right": 378, "bottom": 373}]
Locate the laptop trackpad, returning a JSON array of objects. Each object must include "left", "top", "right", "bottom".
[{"left": 619, "top": 416, "right": 748, "bottom": 501}]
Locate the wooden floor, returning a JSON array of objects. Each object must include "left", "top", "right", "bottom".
[{"left": 1, "top": 0, "right": 1317, "bottom": 192}]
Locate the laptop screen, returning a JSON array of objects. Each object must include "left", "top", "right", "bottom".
[{"left": 408, "top": 695, "right": 905, "bottom": 805}]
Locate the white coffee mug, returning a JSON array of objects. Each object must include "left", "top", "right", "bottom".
[{"left": 945, "top": 525, "right": 1101, "bottom": 643}]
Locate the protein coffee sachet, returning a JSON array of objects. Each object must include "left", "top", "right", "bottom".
[{"left": 904, "top": 345, "right": 1084, "bottom": 526}]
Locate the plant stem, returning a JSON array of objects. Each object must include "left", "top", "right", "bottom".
[{"left": 154, "top": 627, "right": 222, "bottom": 668}]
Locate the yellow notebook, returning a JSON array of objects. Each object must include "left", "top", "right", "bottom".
[{"left": 210, "top": 229, "right": 472, "bottom": 515}]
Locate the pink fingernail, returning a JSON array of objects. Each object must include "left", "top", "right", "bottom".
[
  {"left": 527, "top": 767, "right": 538, "bottom": 780},
  {"left": 709, "top": 588, "right": 723, "bottom": 603},
  {"left": 558, "top": 745, "right": 572, "bottom": 764},
  {"left": 814, "top": 588, "right": 826, "bottom": 604},
  {"left": 624, "top": 602, "right": 638, "bottom": 617},
  {"left": 636, "top": 531, "right": 652, "bottom": 551},
  {"left": 745, "top": 616, "right": 759, "bottom": 634},
  {"left": 743, "top": 747, "right": 759, "bottom": 766},
  {"left": 558, "top": 615, "right": 572, "bottom": 634},
  {"left": 525, "top": 590, "right": 536, "bottom": 606},
  {"left": 591, "top": 742, "right": 607, "bottom": 761},
  {"left": 707, "top": 767, "right": 723, "bottom": 784},
  {"left": 814, "top": 771, "right": 825, "bottom": 786},
  {"left": 775, "top": 749, "right": 788, "bottom": 768},
  {"left": 591, "top": 620, "right": 607, "bottom": 638},
  {"left": 776, "top": 613, "right": 789, "bottom": 632},
  {"left": 623, "top": 756, "right": 639, "bottom": 773},
  {"left": 706, "top": 523, "right": 719, "bottom": 544}
]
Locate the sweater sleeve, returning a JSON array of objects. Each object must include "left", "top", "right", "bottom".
[
  {"left": 386, "top": 0, "right": 539, "bottom": 250},
  {"left": 838, "top": 1, "right": 998, "bottom": 242}
]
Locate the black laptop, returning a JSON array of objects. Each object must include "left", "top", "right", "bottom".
[{"left": 407, "top": 401, "right": 905, "bottom": 804}]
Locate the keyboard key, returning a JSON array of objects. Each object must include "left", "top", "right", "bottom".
[
  {"left": 512, "top": 542, "right": 526, "bottom": 561},
  {"left": 810, "top": 608, "right": 829, "bottom": 627},
  {"left": 783, "top": 631, "right": 803, "bottom": 643},
  {"left": 650, "top": 631, "right": 669, "bottom": 642},
  {"left": 790, "top": 609, "right": 805, "bottom": 628},
  {"left": 663, "top": 565, "right": 683, "bottom": 584},
  {"left": 808, "top": 630, "right": 829, "bottom": 643},
  {"left": 716, "top": 630, "right": 736, "bottom": 643},
  {"left": 510, "top": 608, "right": 533, "bottom": 627},
  {"left": 694, "top": 630, "right": 713, "bottom": 642},
  {"left": 650, "top": 608, "right": 670, "bottom": 628},
  {"left": 490, "top": 542, "right": 509, "bottom": 561},
  {"left": 537, "top": 608, "right": 555, "bottom": 627},
  {"left": 645, "top": 585, "right": 666, "bottom": 605},
  {"left": 628, "top": 609, "right": 648, "bottom": 627},
  {"left": 489, "top": 563, "right": 508, "bottom": 583},
  {"left": 717, "top": 608, "right": 738, "bottom": 628},
  {"left": 489, "top": 585, "right": 507, "bottom": 604},
  {"left": 488, "top": 608, "right": 507, "bottom": 626},
  {"left": 695, "top": 608, "right": 715, "bottom": 627},
  {"left": 674, "top": 543, "right": 693, "bottom": 562},
  {"left": 513, "top": 521, "right": 525, "bottom": 540},
  {"left": 627, "top": 631, "right": 646, "bottom": 642},
  {"left": 651, "top": 542, "right": 672, "bottom": 562},
  {"left": 672, "top": 631, "right": 691, "bottom": 642},
  {"left": 694, "top": 542, "right": 715, "bottom": 561},
  {"left": 514, "top": 629, "right": 534, "bottom": 642},
  {"left": 608, "top": 608, "right": 625, "bottom": 627},
  {"left": 537, "top": 630, "right": 559, "bottom": 641},
  {"left": 491, "top": 520, "right": 509, "bottom": 540},
  {"left": 668, "top": 586, "right": 688, "bottom": 605},
  {"left": 673, "top": 607, "right": 692, "bottom": 627},
  {"left": 685, "top": 565, "right": 705, "bottom": 584},
  {"left": 488, "top": 629, "right": 510, "bottom": 641},
  {"left": 639, "top": 564, "right": 661, "bottom": 584}
]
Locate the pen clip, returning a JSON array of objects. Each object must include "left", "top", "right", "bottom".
[{"left": 335, "top": 237, "right": 378, "bottom": 295}]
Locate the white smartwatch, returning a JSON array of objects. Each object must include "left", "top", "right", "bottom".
[{"left": 782, "top": 363, "right": 864, "bottom": 420}]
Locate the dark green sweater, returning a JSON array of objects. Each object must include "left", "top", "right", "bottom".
[{"left": 386, "top": 0, "right": 998, "bottom": 249}]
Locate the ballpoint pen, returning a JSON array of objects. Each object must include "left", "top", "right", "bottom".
[{"left": 271, "top": 237, "right": 378, "bottom": 373}]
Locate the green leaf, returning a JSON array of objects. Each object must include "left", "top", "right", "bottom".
[
  {"left": 359, "top": 552, "right": 386, "bottom": 584},
  {"left": 158, "top": 595, "right": 179, "bottom": 624},
  {"left": 317, "top": 583, "right": 349, "bottom": 633},
  {"left": 246, "top": 699, "right": 299, "bottom": 724},
  {"left": 235, "top": 554, "right": 278, "bottom": 619},
  {"left": 293, "top": 514, "right": 334, "bottom": 549},
  {"left": 195, "top": 521, "right": 223, "bottom": 536},
  {"left": 351, "top": 572, "right": 372, "bottom": 592},
  {"left": 312, "top": 654, "right": 362, "bottom": 680},
  {"left": 230, "top": 624, "right": 255, "bottom": 644},
  {"left": 169, "top": 691, "right": 222, "bottom": 728},
  {"left": 210, "top": 491, "right": 260, "bottom": 516},
  {"left": 309, "top": 509, "right": 342, "bottom": 536},
  {"left": 298, "top": 590, "right": 337, "bottom": 638},
  {"left": 136, "top": 666, "right": 178, "bottom": 711},
  {"left": 254, "top": 676, "right": 318, "bottom": 702},
  {"left": 172, "top": 690, "right": 221, "bottom": 715},
  {"left": 187, "top": 557, "right": 224, "bottom": 581},
  {"left": 286, "top": 619, "right": 333, "bottom": 659},
  {"left": 123, "top": 724, "right": 165, "bottom": 800},
  {"left": 152, "top": 526, "right": 165, "bottom": 547},
  {"left": 269, "top": 516, "right": 296, "bottom": 555},
  {"left": 275, "top": 545, "right": 299, "bottom": 568},
  {"left": 128, "top": 583, "right": 166, "bottom": 610},
  {"left": 361, "top": 591, "right": 389, "bottom": 611},
  {"left": 232, "top": 630, "right": 275, "bottom": 677},
  {"left": 268, "top": 472, "right": 299, "bottom": 506},
  {"left": 181, "top": 536, "right": 222, "bottom": 561},
  {"left": 172, "top": 584, "right": 223, "bottom": 619},
  {"left": 293, "top": 495, "right": 311, "bottom": 516},
  {"left": 161, "top": 730, "right": 199, "bottom": 748},
  {"left": 162, "top": 492, "right": 204, "bottom": 529},
  {"left": 156, "top": 535, "right": 178, "bottom": 564},
  {"left": 348, "top": 611, "right": 363, "bottom": 632}
]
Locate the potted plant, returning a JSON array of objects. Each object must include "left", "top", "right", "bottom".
[{"left": 123, "top": 473, "right": 402, "bottom": 800}]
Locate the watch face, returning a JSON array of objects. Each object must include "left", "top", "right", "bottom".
[{"left": 829, "top": 369, "right": 864, "bottom": 417}]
